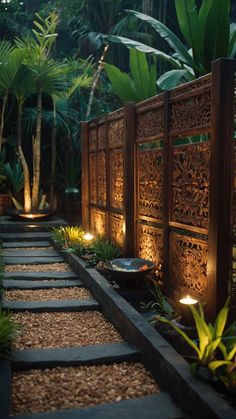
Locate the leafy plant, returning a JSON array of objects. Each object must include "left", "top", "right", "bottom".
[
  {"left": 4, "top": 161, "right": 24, "bottom": 195},
  {"left": 141, "top": 283, "right": 175, "bottom": 318},
  {"left": 108, "top": 1, "right": 235, "bottom": 89},
  {"left": 91, "top": 237, "right": 121, "bottom": 262},
  {"left": 51, "top": 225, "right": 85, "bottom": 248},
  {"left": 156, "top": 298, "right": 235, "bottom": 377},
  {"left": 0, "top": 309, "right": 20, "bottom": 357},
  {"left": 104, "top": 48, "right": 158, "bottom": 102}
]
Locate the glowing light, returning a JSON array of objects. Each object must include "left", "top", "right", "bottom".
[
  {"left": 83, "top": 233, "right": 94, "bottom": 242},
  {"left": 19, "top": 213, "right": 48, "bottom": 220},
  {"left": 179, "top": 295, "right": 198, "bottom": 305}
]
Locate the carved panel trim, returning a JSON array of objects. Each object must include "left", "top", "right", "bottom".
[
  {"left": 137, "top": 148, "right": 163, "bottom": 220},
  {"left": 97, "top": 151, "right": 106, "bottom": 207},
  {"left": 171, "top": 142, "right": 210, "bottom": 229},
  {"left": 136, "top": 105, "right": 164, "bottom": 140},
  {"left": 90, "top": 208, "right": 106, "bottom": 236},
  {"left": 170, "top": 74, "right": 211, "bottom": 99},
  {"left": 170, "top": 91, "right": 211, "bottom": 134},
  {"left": 97, "top": 123, "right": 106, "bottom": 150},
  {"left": 110, "top": 213, "right": 124, "bottom": 248},
  {"left": 137, "top": 223, "right": 163, "bottom": 266},
  {"left": 110, "top": 150, "right": 123, "bottom": 209},
  {"left": 89, "top": 127, "right": 96, "bottom": 151},
  {"left": 170, "top": 233, "right": 208, "bottom": 297},
  {"left": 108, "top": 118, "right": 124, "bottom": 147}
]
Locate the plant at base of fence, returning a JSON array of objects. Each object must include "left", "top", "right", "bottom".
[
  {"left": 141, "top": 283, "right": 175, "bottom": 318},
  {"left": 156, "top": 298, "right": 233, "bottom": 374},
  {"left": 51, "top": 225, "right": 85, "bottom": 248},
  {"left": 0, "top": 309, "right": 21, "bottom": 357},
  {"left": 91, "top": 237, "right": 121, "bottom": 262}
]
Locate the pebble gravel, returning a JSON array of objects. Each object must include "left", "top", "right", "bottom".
[
  {"left": 11, "top": 362, "right": 159, "bottom": 415},
  {"left": 12, "top": 311, "right": 123, "bottom": 349},
  {"left": 4, "top": 287, "right": 92, "bottom": 301},
  {"left": 5, "top": 263, "right": 71, "bottom": 272}
]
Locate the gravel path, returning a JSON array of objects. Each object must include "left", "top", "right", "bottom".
[
  {"left": 12, "top": 311, "right": 123, "bottom": 349},
  {"left": 5, "top": 263, "right": 71, "bottom": 272},
  {"left": 4, "top": 288, "right": 92, "bottom": 301},
  {"left": 11, "top": 362, "right": 159, "bottom": 415}
]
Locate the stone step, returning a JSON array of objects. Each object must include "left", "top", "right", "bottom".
[
  {"left": 0, "top": 232, "right": 51, "bottom": 242},
  {"left": 4, "top": 272, "right": 77, "bottom": 280},
  {"left": 13, "top": 393, "right": 184, "bottom": 419},
  {"left": 2, "top": 299, "right": 100, "bottom": 313},
  {"left": 12, "top": 342, "right": 140, "bottom": 370},
  {"left": 4, "top": 249, "right": 59, "bottom": 257},
  {"left": 2, "top": 241, "right": 51, "bottom": 248},
  {"left": 3, "top": 279, "right": 83, "bottom": 290},
  {"left": 4, "top": 256, "right": 64, "bottom": 264}
]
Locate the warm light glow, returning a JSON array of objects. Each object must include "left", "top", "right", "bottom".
[
  {"left": 83, "top": 233, "right": 94, "bottom": 242},
  {"left": 19, "top": 213, "right": 48, "bottom": 220},
  {"left": 179, "top": 295, "right": 198, "bottom": 305}
]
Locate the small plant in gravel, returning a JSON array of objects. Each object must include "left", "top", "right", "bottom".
[
  {"left": 0, "top": 309, "right": 21, "bottom": 357},
  {"left": 51, "top": 226, "right": 85, "bottom": 248}
]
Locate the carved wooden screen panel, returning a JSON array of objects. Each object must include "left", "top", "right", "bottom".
[
  {"left": 135, "top": 96, "right": 164, "bottom": 267},
  {"left": 107, "top": 110, "right": 125, "bottom": 248},
  {"left": 169, "top": 75, "right": 212, "bottom": 302}
]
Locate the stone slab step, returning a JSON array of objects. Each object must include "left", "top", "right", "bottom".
[
  {"left": 4, "top": 272, "right": 77, "bottom": 280},
  {"left": 12, "top": 342, "right": 140, "bottom": 369},
  {"left": 3, "top": 279, "right": 83, "bottom": 290},
  {"left": 4, "top": 256, "right": 64, "bottom": 264},
  {"left": 2, "top": 241, "right": 51, "bottom": 248},
  {"left": 4, "top": 250, "right": 59, "bottom": 257},
  {"left": 13, "top": 393, "right": 184, "bottom": 419},
  {"left": 2, "top": 299, "right": 100, "bottom": 312},
  {"left": 0, "top": 232, "right": 51, "bottom": 242}
]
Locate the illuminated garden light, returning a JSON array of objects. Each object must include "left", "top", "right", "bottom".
[
  {"left": 179, "top": 295, "right": 198, "bottom": 305},
  {"left": 83, "top": 233, "right": 94, "bottom": 242}
]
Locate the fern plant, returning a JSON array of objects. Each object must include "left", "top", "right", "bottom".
[{"left": 0, "top": 309, "right": 21, "bottom": 357}]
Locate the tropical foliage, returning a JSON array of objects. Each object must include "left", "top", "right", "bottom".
[{"left": 108, "top": 0, "right": 236, "bottom": 89}]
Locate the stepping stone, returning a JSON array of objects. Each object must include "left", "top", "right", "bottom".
[
  {"left": 2, "top": 241, "right": 51, "bottom": 248},
  {"left": 12, "top": 393, "right": 183, "bottom": 419},
  {"left": 3, "top": 279, "right": 83, "bottom": 290},
  {"left": 4, "top": 272, "right": 77, "bottom": 280},
  {"left": 0, "top": 232, "right": 51, "bottom": 242},
  {"left": 2, "top": 299, "right": 100, "bottom": 312},
  {"left": 4, "top": 256, "right": 64, "bottom": 264},
  {"left": 12, "top": 342, "right": 140, "bottom": 369},
  {"left": 4, "top": 249, "right": 59, "bottom": 257}
]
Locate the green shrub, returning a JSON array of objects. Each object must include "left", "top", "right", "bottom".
[
  {"left": 51, "top": 225, "right": 85, "bottom": 248},
  {"left": 91, "top": 237, "right": 121, "bottom": 262},
  {"left": 0, "top": 309, "right": 21, "bottom": 357}
]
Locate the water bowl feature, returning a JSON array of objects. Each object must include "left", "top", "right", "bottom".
[{"left": 104, "top": 258, "right": 155, "bottom": 281}]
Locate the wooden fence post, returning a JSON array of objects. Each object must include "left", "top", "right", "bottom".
[
  {"left": 81, "top": 121, "right": 90, "bottom": 231},
  {"left": 208, "top": 58, "right": 235, "bottom": 317},
  {"left": 123, "top": 103, "right": 136, "bottom": 257},
  {"left": 162, "top": 91, "right": 171, "bottom": 294}
]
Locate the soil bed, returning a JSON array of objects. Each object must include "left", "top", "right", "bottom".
[
  {"left": 5, "top": 263, "right": 71, "bottom": 272},
  {"left": 11, "top": 362, "right": 159, "bottom": 415},
  {"left": 12, "top": 311, "right": 123, "bottom": 349},
  {"left": 4, "top": 288, "right": 92, "bottom": 301}
]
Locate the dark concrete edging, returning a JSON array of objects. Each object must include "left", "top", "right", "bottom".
[
  {"left": 2, "top": 299, "right": 100, "bottom": 312},
  {"left": 58, "top": 248, "right": 235, "bottom": 419},
  {"left": 0, "top": 358, "right": 11, "bottom": 419},
  {"left": 12, "top": 342, "right": 140, "bottom": 370}
]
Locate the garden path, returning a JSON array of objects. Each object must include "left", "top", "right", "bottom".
[{"left": 0, "top": 222, "right": 184, "bottom": 419}]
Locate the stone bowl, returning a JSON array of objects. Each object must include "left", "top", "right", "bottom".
[{"left": 103, "top": 258, "right": 155, "bottom": 281}]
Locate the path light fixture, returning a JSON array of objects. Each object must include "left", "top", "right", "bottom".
[
  {"left": 179, "top": 294, "right": 198, "bottom": 326},
  {"left": 83, "top": 233, "right": 94, "bottom": 242}
]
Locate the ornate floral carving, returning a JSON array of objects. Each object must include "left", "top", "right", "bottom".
[
  {"left": 172, "top": 143, "right": 210, "bottom": 229},
  {"left": 89, "top": 153, "right": 97, "bottom": 204},
  {"left": 136, "top": 106, "right": 164, "bottom": 140},
  {"left": 97, "top": 151, "right": 106, "bottom": 207},
  {"left": 170, "top": 91, "right": 211, "bottom": 134},
  {"left": 110, "top": 213, "right": 124, "bottom": 248},
  {"left": 135, "top": 94, "right": 164, "bottom": 113},
  {"left": 89, "top": 127, "right": 96, "bottom": 151},
  {"left": 170, "top": 75, "right": 211, "bottom": 99},
  {"left": 108, "top": 118, "right": 124, "bottom": 147},
  {"left": 110, "top": 151, "right": 123, "bottom": 209},
  {"left": 90, "top": 208, "right": 106, "bottom": 236},
  {"left": 98, "top": 123, "right": 106, "bottom": 150},
  {"left": 138, "top": 149, "right": 163, "bottom": 220},
  {"left": 137, "top": 223, "right": 163, "bottom": 266},
  {"left": 170, "top": 233, "right": 208, "bottom": 297}
]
